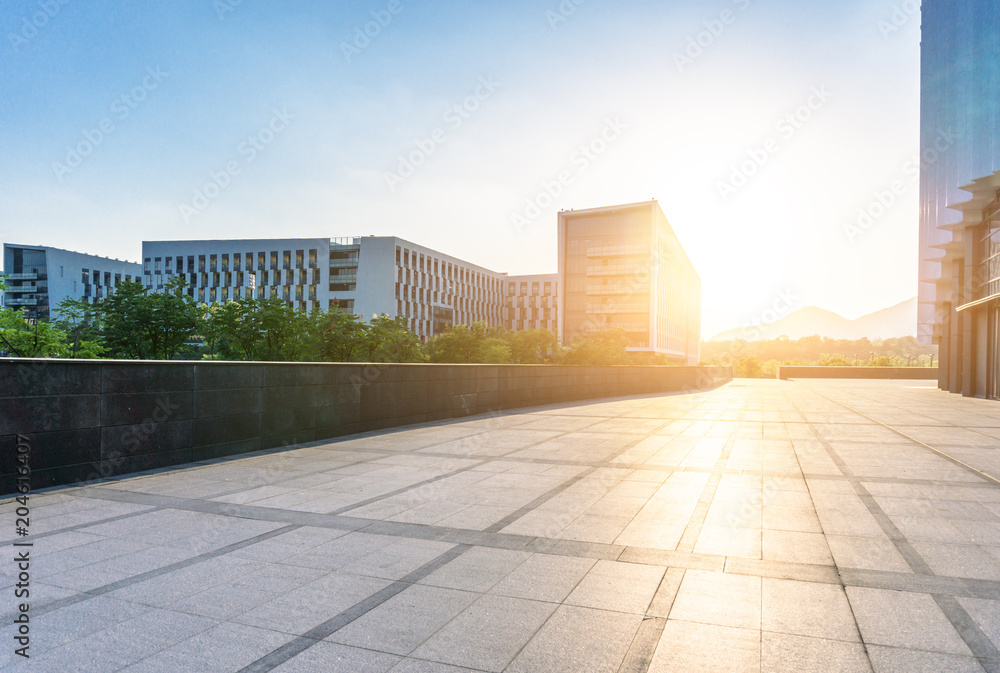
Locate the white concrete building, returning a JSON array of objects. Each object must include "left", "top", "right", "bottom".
[
  {"left": 506, "top": 274, "right": 559, "bottom": 333},
  {"left": 142, "top": 236, "right": 527, "bottom": 341},
  {"left": 2, "top": 243, "right": 142, "bottom": 321}
]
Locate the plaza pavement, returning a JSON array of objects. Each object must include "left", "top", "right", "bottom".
[{"left": 2, "top": 378, "right": 1000, "bottom": 673}]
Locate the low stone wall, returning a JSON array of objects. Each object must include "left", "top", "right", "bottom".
[
  {"left": 0, "top": 360, "right": 732, "bottom": 494},
  {"left": 777, "top": 366, "right": 939, "bottom": 381}
]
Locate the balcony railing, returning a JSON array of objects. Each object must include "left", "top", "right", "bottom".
[
  {"left": 5, "top": 297, "right": 39, "bottom": 306},
  {"left": 5, "top": 273, "right": 38, "bottom": 280},
  {"left": 330, "top": 258, "right": 360, "bottom": 268},
  {"left": 6, "top": 284, "right": 42, "bottom": 293},
  {"left": 330, "top": 274, "right": 358, "bottom": 283}
]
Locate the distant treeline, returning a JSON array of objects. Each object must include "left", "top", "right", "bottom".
[{"left": 701, "top": 335, "right": 937, "bottom": 378}]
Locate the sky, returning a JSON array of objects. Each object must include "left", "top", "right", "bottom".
[{"left": 0, "top": 0, "right": 923, "bottom": 338}]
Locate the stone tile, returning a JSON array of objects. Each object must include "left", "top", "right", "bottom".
[
  {"left": 761, "top": 632, "right": 872, "bottom": 672},
  {"left": 693, "top": 524, "right": 762, "bottom": 559},
  {"left": 489, "top": 553, "right": 596, "bottom": 603},
  {"left": 957, "top": 597, "right": 1000, "bottom": 650},
  {"left": 647, "top": 620, "right": 760, "bottom": 673},
  {"left": 866, "top": 646, "right": 987, "bottom": 673},
  {"left": 763, "top": 529, "right": 834, "bottom": 565},
  {"left": 911, "top": 541, "right": 1000, "bottom": 581},
  {"left": 5, "top": 608, "right": 216, "bottom": 673},
  {"left": 411, "top": 594, "right": 557, "bottom": 672},
  {"left": 270, "top": 642, "right": 400, "bottom": 673},
  {"left": 119, "top": 622, "right": 291, "bottom": 673},
  {"left": 328, "top": 584, "right": 478, "bottom": 655},
  {"left": 846, "top": 587, "right": 972, "bottom": 655},
  {"left": 668, "top": 570, "right": 761, "bottom": 630},
  {"left": 565, "top": 560, "right": 665, "bottom": 614},
  {"left": 340, "top": 539, "right": 457, "bottom": 580},
  {"left": 826, "top": 535, "right": 912, "bottom": 573},
  {"left": 234, "top": 571, "right": 393, "bottom": 635},
  {"left": 763, "top": 578, "right": 860, "bottom": 642},
  {"left": 507, "top": 605, "right": 642, "bottom": 673},
  {"left": 418, "top": 546, "right": 531, "bottom": 593},
  {"left": 763, "top": 505, "right": 824, "bottom": 533}
]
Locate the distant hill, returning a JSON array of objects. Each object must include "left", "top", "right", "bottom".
[{"left": 709, "top": 298, "right": 917, "bottom": 342}]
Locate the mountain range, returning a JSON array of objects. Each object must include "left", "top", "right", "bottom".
[{"left": 709, "top": 297, "right": 918, "bottom": 342}]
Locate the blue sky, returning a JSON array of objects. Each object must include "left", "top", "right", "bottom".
[{"left": 1, "top": 0, "right": 922, "bottom": 336}]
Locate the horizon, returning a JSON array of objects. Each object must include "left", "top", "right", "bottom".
[{"left": 3, "top": 0, "right": 922, "bottom": 337}]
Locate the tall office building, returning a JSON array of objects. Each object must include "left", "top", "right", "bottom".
[
  {"left": 2, "top": 244, "right": 142, "bottom": 321},
  {"left": 142, "top": 236, "right": 513, "bottom": 341},
  {"left": 558, "top": 201, "right": 701, "bottom": 365},
  {"left": 918, "top": 0, "right": 1000, "bottom": 397}
]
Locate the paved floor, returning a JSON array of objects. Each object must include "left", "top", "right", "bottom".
[{"left": 3, "top": 379, "right": 1000, "bottom": 673}]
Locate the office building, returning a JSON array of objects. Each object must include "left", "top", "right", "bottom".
[
  {"left": 506, "top": 274, "right": 559, "bottom": 333},
  {"left": 918, "top": 0, "right": 1000, "bottom": 398},
  {"left": 2, "top": 243, "right": 142, "bottom": 321},
  {"left": 142, "top": 236, "right": 511, "bottom": 341},
  {"left": 558, "top": 201, "right": 701, "bottom": 364}
]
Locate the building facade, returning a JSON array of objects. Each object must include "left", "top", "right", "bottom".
[
  {"left": 558, "top": 201, "right": 701, "bottom": 364},
  {"left": 142, "top": 236, "right": 515, "bottom": 341},
  {"left": 506, "top": 274, "right": 559, "bottom": 333},
  {"left": 2, "top": 244, "right": 142, "bottom": 321},
  {"left": 918, "top": 0, "right": 1000, "bottom": 397}
]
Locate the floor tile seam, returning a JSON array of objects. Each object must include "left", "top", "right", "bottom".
[
  {"left": 675, "top": 440, "right": 734, "bottom": 554},
  {"left": 796, "top": 391, "right": 1000, "bottom": 664},
  {"left": 235, "top": 544, "right": 472, "bottom": 673},
  {"left": 482, "top": 466, "right": 601, "bottom": 534},
  {"left": 800, "top": 386, "right": 1000, "bottom": 488},
  {"left": 0, "top": 505, "right": 170, "bottom": 548},
  {"left": 32, "top": 486, "right": 1000, "bottom": 604},
  {"left": 786, "top": 410, "right": 877, "bottom": 672},
  {"left": 615, "top": 615, "right": 667, "bottom": 673},
  {"left": 0, "top": 523, "right": 302, "bottom": 625},
  {"left": 932, "top": 593, "right": 1000, "bottom": 662},
  {"left": 328, "top": 459, "right": 491, "bottom": 517},
  {"left": 483, "top": 428, "right": 674, "bottom": 537}
]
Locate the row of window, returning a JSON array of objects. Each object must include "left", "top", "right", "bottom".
[{"left": 144, "top": 249, "right": 320, "bottom": 275}]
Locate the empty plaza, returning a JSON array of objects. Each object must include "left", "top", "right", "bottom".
[{"left": 3, "top": 378, "right": 1000, "bottom": 673}]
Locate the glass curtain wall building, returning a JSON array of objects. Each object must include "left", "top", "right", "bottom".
[{"left": 919, "top": 0, "right": 1000, "bottom": 397}]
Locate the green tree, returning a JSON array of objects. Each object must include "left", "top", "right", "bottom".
[
  {"left": 0, "top": 309, "right": 86, "bottom": 358},
  {"left": 98, "top": 277, "right": 200, "bottom": 360},
  {"left": 364, "top": 314, "right": 426, "bottom": 363},
  {"left": 255, "top": 294, "right": 303, "bottom": 361},
  {"left": 426, "top": 322, "right": 512, "bottom": 363},
  {"left": 561, "top": 329, "right": 631, "bottom": 365},
  {"left": 53, "top": 297, "right": 105, "bottom": 358},
  {"left": 736, "top": 356, "right": 762, "bottom": 378},
  {"left": 506, "top": 329, "right": 559, "bottom": 364}
]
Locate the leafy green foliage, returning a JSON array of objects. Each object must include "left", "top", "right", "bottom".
[{"left": 704, "top": 336, "right": 938, "bottom": 378}]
